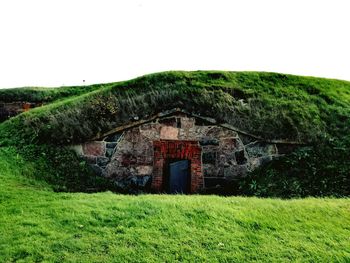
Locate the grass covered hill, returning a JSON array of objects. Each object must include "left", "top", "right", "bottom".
[
  {"left": 1, "top": 148, "right": 349, "bottom": 262},
  {"left": 0, "top": 82, "right": 114, "bottom": 103},
  {"left": 0, "top": 72, "right": 349, "bottom": 261},
  {"left": 1, "top": 71, "right": 349, "bottom": 146},
  {"left": 0, "top": 71, "right": 349, "bottom": 197}
]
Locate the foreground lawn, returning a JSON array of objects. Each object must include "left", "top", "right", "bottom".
[{"left": 1, "top": 150, "right": 350, "bottom": 262}]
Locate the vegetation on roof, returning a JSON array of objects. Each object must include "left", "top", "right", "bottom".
[
  {"left": 0, "top": 82, "right": 114, "bottom": 103},
  {"left": 0, "top": 71, "right": 349, "bottom": 146},
  {"left": 0, "top": 71, "right": 349, "bottom": 197}
]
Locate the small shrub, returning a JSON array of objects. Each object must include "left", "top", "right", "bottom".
[
  {"left": 239, "top": 137, "right": 350, "bottom": 198},
  {"left": 18, "top": 144, "right": 116, "bottom": 192}
]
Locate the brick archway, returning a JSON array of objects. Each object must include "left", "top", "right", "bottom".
[{"left": 152, "top": 140, "right": 203, "bottom": 193}]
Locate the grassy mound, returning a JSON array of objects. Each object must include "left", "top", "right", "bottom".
[
  {"left": 0, "top": 146, "right": 115, "bottom": 192},
  {"left": 1, "top": 71, "right": 349, "bottom": 146},
  {"left": 0, "top": 71, "right": 349, "bottom": 197},
  {"left": 1, "top": 149, "right": 349, "bottom": 262},
  {"left": 0, "top": 82, "right": 114, "bottom": 103}
]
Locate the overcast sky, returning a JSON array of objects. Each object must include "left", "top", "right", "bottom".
[{"left": 0, "top": 0, "right": 349, "bottom": 88}]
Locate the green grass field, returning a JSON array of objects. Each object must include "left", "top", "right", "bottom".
[
  {"left": 1, "top": 148, "right": 349, "bottom": 262},
  {"left": 1, "top": 71, "right": 349, "bottom": 261}
]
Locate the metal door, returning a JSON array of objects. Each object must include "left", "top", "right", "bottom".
[{"left": 169, "top": 160, "right": 189, "bottom": 194}]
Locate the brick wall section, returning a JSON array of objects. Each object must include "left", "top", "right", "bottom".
[
  {"left": 153, "top": 140, "right": 203, "bottom": 193},
  {"left": 82, "top": 141, "right": 106, "bottom": 156}
]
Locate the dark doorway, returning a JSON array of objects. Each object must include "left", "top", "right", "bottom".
[
  {"left": 153, "top": 140, "right": 203, "bottom": 193},
  {"left": 168, "top": 159, "right": 190, "bottom": 194}
]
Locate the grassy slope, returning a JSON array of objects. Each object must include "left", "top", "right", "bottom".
[
  {"left": 1, "top": 71, "right": 349, "bottom": 146},
  {"left": 1, "top": 148, "right": 350, "bottom": 262},
  {"left": 0, "top": 82, "right": 115, "bottom": 103},
  {"left": 0, "top": 71, "right": 349, "bottom": 196},
  {"left": 1, "top": 71, "right": 349, "bottom": 261}
]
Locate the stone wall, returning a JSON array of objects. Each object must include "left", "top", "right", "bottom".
[{"left": 75, "top": 114, "right": 290, "bottom": 193}]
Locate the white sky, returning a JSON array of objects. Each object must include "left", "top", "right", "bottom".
[{"left": 0, "top": 0, "right": 349, "bottom": 88}]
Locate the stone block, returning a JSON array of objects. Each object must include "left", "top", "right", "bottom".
[
  {"left": 140, "top": 125, "right": 160, "bottom": 140},
  {"left": 220, "top": 137, "right": 239, "bottom": 151},
  {"left": 136, "top": 165, "right": 153, "bottom": 175},
  {"left": 117, "top": 140, "right": 133, "bottom": 154},
  {"left": 97, "top": 157, "right": 110, "bottom": 167},
  {"left": 203, "top": 164, "right": 219, "bottom": 177},
  {"left": 106, "top": 166, "right": 130, "bottom": 179},
  {"left": 136, "top": 154, "right": 153, "bottom": 165},
  {"left": 133, "top": 140, "right": 152, "bottom": 156},
  {"left": 121, "top": 154, "right": 137, "bottom": 166},
  {"left": 82, "top": 141, "right": 105, "bottom": 156},
  {"left": 160, "top": 126, "right": 179, "bottom": 140},
  {"left": 181, "top": 117, "right": 195, "bottom": 130}
]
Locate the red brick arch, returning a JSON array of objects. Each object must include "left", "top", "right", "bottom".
[{"left": 152, "top": 140, "right": 203, "bottom": 193}]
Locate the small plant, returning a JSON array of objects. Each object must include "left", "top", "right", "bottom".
[
  {"left": 17, "top": 144, "right": 117, "bottom": 192},
  {"left": 239, "top": 137, "right": 350, "bottom": 198}
]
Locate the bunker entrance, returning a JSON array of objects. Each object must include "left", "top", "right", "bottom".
[{"left": 167, "top": 159, "right": 190, "bottom": 194}]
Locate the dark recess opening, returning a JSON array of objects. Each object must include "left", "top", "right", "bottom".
[{"left": 164, "top": 159, "right": 191, "bottom": 194}]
